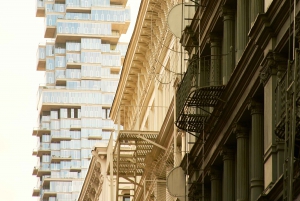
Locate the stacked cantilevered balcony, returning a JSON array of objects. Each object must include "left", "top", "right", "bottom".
[{"left": 33, "top": 0, "right": 129, "bottom": 200}]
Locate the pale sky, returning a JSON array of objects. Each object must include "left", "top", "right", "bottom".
[{"left": 0, "top": 0, "right": 140, "bottom": 200}]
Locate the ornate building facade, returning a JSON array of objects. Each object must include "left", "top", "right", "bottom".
[{"left": 79, "top": 0, "right": 300, "bottom": 201}]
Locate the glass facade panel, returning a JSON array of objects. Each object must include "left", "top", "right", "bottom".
[{"left": 34, "top": 1, "right": 130, "bottom": 200}]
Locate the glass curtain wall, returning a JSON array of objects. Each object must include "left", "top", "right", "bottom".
[{"left": 34, "top": 0, "right": 129, "bottom": 200}]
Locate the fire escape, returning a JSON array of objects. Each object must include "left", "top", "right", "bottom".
[{"left": 275, "top": 49, "right": 300, "bottom": 200}]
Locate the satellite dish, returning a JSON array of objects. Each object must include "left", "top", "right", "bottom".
[
  {"left": 166, "top": 166, "right": 186, "bottom": 199},
  {"left": 167, "top": 3, "right": 196, "bottom": 38}
]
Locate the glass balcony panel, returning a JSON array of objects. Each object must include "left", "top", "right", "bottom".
[
  {"left": 41, "top": 162, "right": 51, "bottom": 170},
  {"left": 66, "top": 69, "right": 81, "bottom": 78},
  {"left": 60, "top": 149, "right": 72, "bottom": 158},
  {"left": 102, "top": 119, "right": 114, "bottom": 127},
  {"left": 101, "top": 80, "right": 118, "bottom": 92},
  {"left": 46, "top": 14, "right": 64, "bottom": 26},
  {"left": 80, "top": 52, "right": 101, "bottom": 64},
  {"left": 42, "top": 135, "right": 51, "bottom": 142},
  {"left": 125, "top": 7, "right": 130, "bottom": 21},
  {"left": 51, "top": 119, "right": 60, "bottom": 130},
  {"left": 46, "top": 44, "right": 55, "bottom": 56},
  {"left": 60, "top": 170, "right": 79, "bottom": 178},
  {"left": 81, "top": 38, "right": 101, "bottom": 50},
  {"left": 65, "top": 12, "right": 91, "bottom": 20},
  {"left": 71, "top": 159, "right": 81, "bottom": 168},
  {"left": 51, "top": 110, "right": 59, "bottom": 119},
  {"left": 51, "top": 171, "right": 60, "bottom": 178},
  {"left": 102, "top": 130, "right": 111, "bottom": 140},
  {"left": 79, "top": 169, "right": 88, "bottom": 178},
  {"left": 102, "top": 93, "right": 115, "bottom": 104},
  {"left": 55, "top": 43, "right": 66, "bottom": 54},
  {"left": 66, "top": 81, "right": 80, "bottom": 90},
  {"left": 115, "top": 43, "right": 128, "bottom": 56},
  {"left": 50, "top": 181, "right": 72, "bottom": 192},
  {"left": 101, "top": 67, "right": 120, "bottom": 78},
  {"left": 51, "top": 150, "right": 60, "bottom": 157},
  {"left": 70, "top": 131, "right": 81, "bottom": 139},
  {"left": 42, "top": 91, "right": 102, "bottom": 104},
  {"left": 37, "top": 0, "right": 44, "bottom": 7},
  {"left": 81, "top": 106, "right": 102, "bottom": 117},
  {"left": 42, "top": 115, "right": 51, "bottom": 122},
  {"left": 81, "top": 118, "right": 101, "bottom": 128},
  {"left": 40, "top": 142, "right": 51, "bottom": 150},
  {"left": 81, "top": 149, "right": 92, "bottom": 159},
  {"left": 55, "top": 69, "right": 66, "bottom": 80},
  {"left": 56, "top": 22, "right": 112, "bottom": 35},
  {"left": 46, "top": 58, "right": 55, "bottom": 70},
  {"left": 46, "top": 3, "right": 66, "bottom": 12},
  {"left": 66, "top": 41, "right": 81, "bottom": 51},
  {"left": 38, "top": 46, "right": 46, "bottom": 60},
  {"left": 55, "top": 56, "right": 66, "bottom": 68},
  {"left": 101, "top": 54, "right": 121, "bottom": 66},
  {"left": 81, "top": 80, "right": 101, "bottom": 90},
  {"left": 100, "top": 43, "right": 110, "bottom": 52},
  {"left": 51, "top": 142, "right": 60, "bottom": 150},
  {"left": 91, "top": 0, "right": 109, "bottom": 7},
  {"left": 91, "top": 9, "right": 128, "bottom": 22},
  {"left": 42, "top": 155, "right": 51, "bottom": 162},
  {"left": 81, "top": 65, "right": 101, "bottom": 78},
  {"left": 66, "top": 53, "right": 81, "bottom": 63},
  {"left": 46, "top": 72, "right": 55, "bottom": 84}
]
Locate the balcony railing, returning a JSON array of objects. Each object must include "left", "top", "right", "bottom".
[
  {"left": 175, "top": 55, "right": 225, "bottom": 133},
  {"left": 275, "top": 51, "right": 300, "bottom": 139}
]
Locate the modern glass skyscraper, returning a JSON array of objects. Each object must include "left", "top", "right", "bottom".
[{"left": 32, "top": 0, "right": 130, "bottom": 200}]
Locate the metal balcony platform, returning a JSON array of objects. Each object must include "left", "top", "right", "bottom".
[
  {"left": 176, "top": 85, "right": 225, "bottom": 133},
  {"left": 186, "top": 86, "right": 225, "bottom": 107}
]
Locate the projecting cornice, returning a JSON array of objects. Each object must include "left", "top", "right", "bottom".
[
  {"left": 110, "top": 0, "right": 148, "bottom": 122},
  {"left": 111, "top": 0, "right": 178, "bottom": 126}
]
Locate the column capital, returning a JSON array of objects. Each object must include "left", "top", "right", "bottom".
[
  {"left": 233, "top": 123, "right": 248, "bottom": 139},
  {"left": 209, "top": 166, "right": 222, "bottom": 181},
  {"left": 220, "top": 147, "right": 234, "bottom": 160},
  {"left": 248, "top": 100, "right": 263, "bottom": 115},
  {"left": 208, "top": 33, "right": 222, "bottom": 47},
  {"left": 220, "top": 6, "right": 235, "bottom": 18}
]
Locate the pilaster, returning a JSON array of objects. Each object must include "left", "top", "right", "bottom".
[
  {"left": 260, "top": 51, "right": 287, "bottom": 186},
  {"left": 209, "top": 33, "right": 222, "bottom": 86},
  {"left": 221, "top": 147, "right": 235, "bottom": 201},
  {"left": 250, "top": 0, "right": 264, "bottom": 25},
  {"left": 237, "top": 0, "right": 249, "bottom": 61},
  {"left": 248, "top": 100, "right": 264, "bottom": 201},
  {"left": 220, "top": 6, "right": 235, "bottom": 84},
  {"left": 234, "top": 124, "right": 249, "bottom": 201},
  {"left": 210, "top": 166, "right": 222, "bottom": 201}
]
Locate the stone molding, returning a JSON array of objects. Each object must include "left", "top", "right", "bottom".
[{"left": 260, "top": 51, "right": 287, "bottom": 86}]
